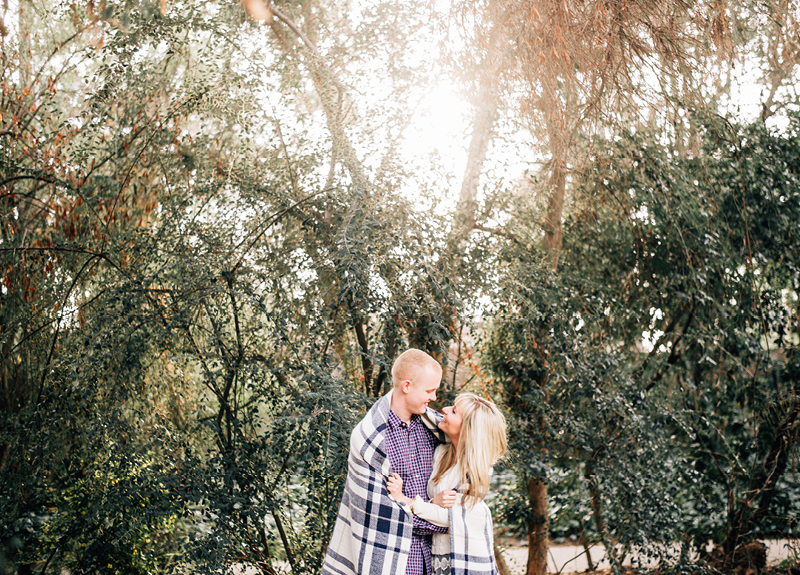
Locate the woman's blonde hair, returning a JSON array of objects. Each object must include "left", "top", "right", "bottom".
[{"left": 431, "top": 393, "right": 507, "bottom": 508}]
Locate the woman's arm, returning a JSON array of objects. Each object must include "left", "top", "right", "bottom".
[
  {"left": 408, "top": 496, "right": 450, "bottom": 528},
  {"left": 387, "top": 474, "right": 455, "bottom": 528}
]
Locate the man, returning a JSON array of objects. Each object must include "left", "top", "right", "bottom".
[{"left": 321, "top": 349, "right": 456, "bottom": 575}]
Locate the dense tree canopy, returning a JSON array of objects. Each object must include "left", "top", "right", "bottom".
[{"left": 486, "top": 111, "right": 800, "bottom": 571}]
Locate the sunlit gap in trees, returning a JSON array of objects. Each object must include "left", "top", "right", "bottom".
[{"left": 396, "top": 82, "right": 470, "bottom": 212}]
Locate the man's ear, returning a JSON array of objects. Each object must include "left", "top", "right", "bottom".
[{"left": 400, "top": 379, "right": 412, "bottom": 394}]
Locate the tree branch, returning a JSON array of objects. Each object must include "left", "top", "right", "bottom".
[
  {"left": 35, "top": 254, "right": 102, "bottom": 404},
  {"left": 269, "top": 4, "right": 319, "bottom": 54},
  {"left": 474, "top": 223, "right": 526, "bottom": 249}
]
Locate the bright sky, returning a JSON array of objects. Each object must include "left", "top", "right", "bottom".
[
  {"left": 392, "top": 13, "right": 800, "bottom": 214},
  {"left": 398, "top": 82, "right": 471, "bottom": 185}
]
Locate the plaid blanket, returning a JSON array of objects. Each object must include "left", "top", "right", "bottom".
[
  {"left": 448, "top": 495, "right": 499, "bottom": 575},
  {"left": 414, "top": 445, "right": 499, "bottom": 575},
  {"left": 321, "top": 389, "right": 445, "bottom": 575}
]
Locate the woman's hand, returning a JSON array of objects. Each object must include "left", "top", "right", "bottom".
[
  {"left": 387, "top": 473, "right": 412, "bottom": 505},
  {"left": 431, "top": 489, "right": 457, "bottom": 508}
]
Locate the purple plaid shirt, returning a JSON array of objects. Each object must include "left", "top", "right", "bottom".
[{"left": 385, "top": 409, "right": 447, "bottom": 575}]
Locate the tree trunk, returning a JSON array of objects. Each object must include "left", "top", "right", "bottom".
[
  {"left": 722, "top": 397, "right": 800, "bottom": 555},
  {"left": 585, "top": 460, "right": 606, "bottom": 543},
  {"left": 451, "top": 24, "right": 502, "bottom": 248},
  {"left": 353, "top": 319, "right": 374, "bottom": 396},
  {"left": 524, "top": 121, "right": 567, "bottom": 575},
  {"left": 453, "top": 91, "right": 496, "bottom": 244},
  {"left": 586, "top": 459, "right": 621, "bottom": 571},
  {"left": 522, "top": 100, "right": 572, "bottom": 575},
  {"left": 495, "top": 543, "right": 513, "bottom": 575},
  {"left": 578, "top": 517, "right": 595, "bottom": 572},
  {"left": 541, "top": 145, "right": 567, "bottom": 271},
  {"left": 526, "top": 477, "right": 549, "bottom": 575},
  {"left": 374, "top": 320, "right": 397, "bottom": 395}
]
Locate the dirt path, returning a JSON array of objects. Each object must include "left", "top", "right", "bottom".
[{"left": 499, "top": 540, "right": 797, "bottom": 575}]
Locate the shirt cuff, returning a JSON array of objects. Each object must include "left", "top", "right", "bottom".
[
  {"left": 391, "top": 494, "right": 413, "bottom": 517},
  {"left": 409, "top": 496, "right": 425, "bottom": 515}
]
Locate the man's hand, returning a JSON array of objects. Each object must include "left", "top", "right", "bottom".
[
  {"left": 431, "top": 489, "right": 457, "bottom": 508},
  {"left": 387, "top": 473, "right": 412, "bottom": 505}
]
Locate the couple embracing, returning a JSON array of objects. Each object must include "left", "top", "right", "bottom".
[{"left": 322, "top": 349, "right": 507, "bottom": 575}]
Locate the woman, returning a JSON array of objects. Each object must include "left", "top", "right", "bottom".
[{"left": 387, "top": 392, "right": 508, "bottom": 575}]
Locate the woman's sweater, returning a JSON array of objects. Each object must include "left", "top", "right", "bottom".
[{"left": 409, "top": 444, "right": 492, "bottom": 556}]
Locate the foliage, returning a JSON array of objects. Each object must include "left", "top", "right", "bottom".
[
  {"left": 0, "top": 0, "right": 461, "bottom": 573},
  {"left": 485, "top": 111, "right": 800, "bottom": 568},
  {"left": 2, "top": 0, "right": 799, "bottom": 573}
]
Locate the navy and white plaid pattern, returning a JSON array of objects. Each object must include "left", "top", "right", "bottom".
[
  {"left": 385, "top": 410, "right": 447, "bottom": 575},
  {"left": 321, "top": 390, "right": 445, "bottom": 575},
  {"left": 448, "top": 496, "right": 499, "bottom": 575}
]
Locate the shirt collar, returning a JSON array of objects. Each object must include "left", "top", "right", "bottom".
[{"left": 388, "top": 409, "right": 420, "bottom": 430}]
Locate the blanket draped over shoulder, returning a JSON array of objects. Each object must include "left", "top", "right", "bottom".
[
  {"left": 448, "top": 495, "right": 499, "bottom": 575},
  {"left": 321, "top": 389, "right": 444, "bottom": 575}
]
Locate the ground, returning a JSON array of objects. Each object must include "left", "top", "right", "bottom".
[{"left": 498, "top": 540, "right": 798, "bottom": 575}]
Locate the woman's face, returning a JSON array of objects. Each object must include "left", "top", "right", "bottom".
[{"left": 439, "top": 401, "right": 463, "bottom": 440}]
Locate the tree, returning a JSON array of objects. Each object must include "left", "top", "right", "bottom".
[
  {"left": 446, "top": 0, "right": 800, "bottom": 571},
  {"left": 1, "top": 0, "right": 464, "bottom": 572},
  {"left": 486, "top": 110, "right": 800, "bottom": 574}
]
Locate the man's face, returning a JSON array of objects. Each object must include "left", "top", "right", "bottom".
[{"left": 403, "top": 365, "right": 441, "bottom": 415}]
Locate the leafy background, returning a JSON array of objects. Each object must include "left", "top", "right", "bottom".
[{"left": 1, "top": 0, "right": 798, "bottom": 574}]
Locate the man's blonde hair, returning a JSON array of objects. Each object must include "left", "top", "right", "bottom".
[{"left": 391, "top": 349, "right": 442, "bottom": 388}]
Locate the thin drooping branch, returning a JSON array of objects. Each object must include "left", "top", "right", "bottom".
[
  {"left": 231, "top": 188, "right": 331, "bottom": 273},
  {"left": 36, "top": 254, "right": 102, "bottom": 404},
  {"left": 353, "top": 318, "right": 374, "bottom": 395},
  {"left": 273, "top": 509, "right": 297, "bottom": 573},
  {"left": 251, "top": 1, "right": 369, "bottom": 191},
  {"left": 269, "top": 116, "right": 300, "bottom": 196}
]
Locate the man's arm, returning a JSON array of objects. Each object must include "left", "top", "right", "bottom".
[{"left": 412, "top": 514, "right": 448, "bottom": 533}]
